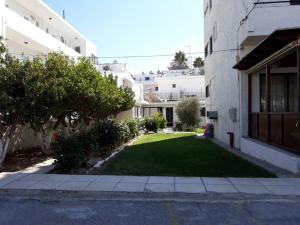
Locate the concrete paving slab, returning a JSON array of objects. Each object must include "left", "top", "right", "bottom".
[
  {"left": 255, "top": 178, "right": 294, "bottom": 186},
  {"left": 175, "top": 183, "right": 206, "bottom": 193},
  {"left": 201, "top": 177, "right": 231, "bottom": 185},
  {"left": 0, "top": 172, "right": 28, "bottom": 181},
  {"left": 84, "top": 181, "right": 117, "bottom": 192},
  {"left": 287, "top": 178, "right": 300, "bottom": 186},
  {"left": 234, "top": 184, "right": 271, "bottom": 194},
  {"left": 19, "top": 174, "right": 50, "bottom": 182},
  {"left": 229, "top": 178, "right": 260, "bottom": 185},
  {"left": 175, "top": 177, "right": 202, "bottom": 184},
  {"left": 67, "top": 175, "right": 98, "bottom": 182},
  {"left": 46, "top": 175, "right": 73, "bottom": 182},
  {"left": 95, "top": 176, "right": 124, "bottom": 183},
  {"left": 145, "top": 183, "right": 174, "bottom": 193},
  {"left": 121, "top": 176, "right": 149, "bottom": 183},
  {"left": 205, "top": 184, "right": 238, "bottom": 193},
  {"left": 0, "top": 173, "right": 29, "bottom": 187},
  {"left": 148, "top": 176, "right": 174, "bottom": 184},
  {"left": 265, "top": 185, "right": 300, "bottom": 195},
  {"left": 114, "top": 182, "right": 146, "bottom": 192},
  {"left": 56, "top": 181, "right": 91, "bottom": 191},
  {"left": 2, "top": 180, "right": 38, "bottom": 189},
  {"left": 27, "top": 181, "right": 65, "bottom": 190}
]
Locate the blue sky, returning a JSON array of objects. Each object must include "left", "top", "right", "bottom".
[{"left": 44, "top": 0, "right": 204, "bottom": 73}]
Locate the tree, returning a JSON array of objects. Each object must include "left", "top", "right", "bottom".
[
  {"left": 193, "top": 57, "right": 204, "bottom": 68},
  {"left": 175, "top": 98, "right": 201, "bottom": 131},
  {"left": 0, "top": 38, "right": 31, "bottom": 166},
  {"left": 27, "top": 54, "right": 135, "bottom": 151},
  {"left": 0, "top": 39, "right": 135, "bottom": 165},
  {"left": 169, "top": 51, "right": 189, "bottom": 70}
]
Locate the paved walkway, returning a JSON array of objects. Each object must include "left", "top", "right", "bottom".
[{"left": 1, "top": 173, "right": 300, "bottom": 196}]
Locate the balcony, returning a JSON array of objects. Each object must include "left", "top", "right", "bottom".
[
  {"left": 238, "top": 4, "right": 300, "bottom": 46},
  {"left": 4, "top": 7, "right": 81, "bottom": 57},
  {"left": 153, "top": 92, "right": 205, "bottom": 102}
]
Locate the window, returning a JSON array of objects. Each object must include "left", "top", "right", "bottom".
[
  {"left": 145, "top": 77, "right": 150, "bottom": 81},
  {"left": 209, "top": 0, "right": 212, "bottom": 9},
  {"left": 205, "top": 44, "right": 209, "bottom": 57},
  {"left": 75, "top": 46, "right": 81, "bottom": 54},
  {"left": 209, "top": 36, "right": 213, "bottom": 54},
  {"left": 204, "top": 4, "right": 209, "bottom": 16},
  {"left": 200, "top": 107, "right": 206, "bottom": 117},
  {"left": 290, "top": 0, "right": 300, "bottom": 5},
  {"left": 260, "top": 74, "right": 298, "bottom": 112},
  {"left": 260, "top": 75, "right": 266, "bottom": 112},
  {"left": 155, "top": 87, "right": 158, "bottom": 91},
  {"left": 206, "top": 85, "right": 210, "bottom": 98},
  {"left": 172, "top": 84, "right": 176, "bottom": 88}
]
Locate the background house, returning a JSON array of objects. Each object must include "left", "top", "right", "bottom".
[
  {"left": 133, "top": 68, "right": 206, "bottom": 127},
  {"left": 204, "top": 0, "right": 300, "bottom": 173}
]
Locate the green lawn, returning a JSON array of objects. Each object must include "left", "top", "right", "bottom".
[{"left": 95, "top": 133, "right": 275, "bottom": 177}]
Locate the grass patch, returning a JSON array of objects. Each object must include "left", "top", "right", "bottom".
[
  {"left": 94, "top": 133, "right": 275, "bottom": 177},
  {"left": 195, "top": 128, "right": 205, "bottom": 134}
]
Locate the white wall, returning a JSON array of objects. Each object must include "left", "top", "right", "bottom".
[
  {"left": 83, "top": 39, "right": 97, "bottom": 57},
  {"left": 4, "top": 0, "right": 96, "bottom": 57},
  {"left": 156, "top": 75, "right": 205, "bottom": 94},
  {"left": 0, "top": 0, "right": 5, "bottom": 39},
  {"left": 241, "top": 138, "right": 300, "bottom": 173},
  {"left": 204, "top": 0, "right": 300, "bottom": 148}
]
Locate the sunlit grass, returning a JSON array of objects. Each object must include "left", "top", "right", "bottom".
[{"left": 94, "top": 133, "right": 275, "bottom": 177}]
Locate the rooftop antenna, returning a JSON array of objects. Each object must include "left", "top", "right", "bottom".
[{"left": 63, "top": 9, "right": 66, "bottom": 20}]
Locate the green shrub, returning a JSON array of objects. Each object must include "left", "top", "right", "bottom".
[
  {"left": 89, "top": 119, "right": 133, "bottom": 156},
  {"left": 53, "top": 134, "right": 91, "bottom": 173},
  {"left": 153, "top": 113, "right": 167, "bottom": 129},
  {"left": 176, "top": 98, "right": 201, "bottom": 131},
  {"left": 119, "top": 122, "right": 131, "bottom": 142},
  {"left": 122, "top": 119, "right": 139, "bottom": 138},
  {"left": 174, "top": 122, "right": 183, "bottom": 131},
  {"left": 142, "top": 117, "right": 159, "bottom": 133}
]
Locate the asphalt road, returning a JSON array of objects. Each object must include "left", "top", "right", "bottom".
[{"left": 1, "top": 196, "right": 300, "bottom": 225}]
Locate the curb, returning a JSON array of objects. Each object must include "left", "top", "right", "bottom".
[{"left": 1, "top": 188, "right": 300, "bottom": 202}]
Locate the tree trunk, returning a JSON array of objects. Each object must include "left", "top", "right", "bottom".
[
  {"left": 37, "top": 132, "right": 53, "bottom": 155},
  {"left": 0, "top": 125, "right": 16, "bottom": 168},
  {"left": 0, "top": 137, "right": 10, "bottom": 168}
]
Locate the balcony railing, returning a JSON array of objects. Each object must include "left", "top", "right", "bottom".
[
  {"left": 151, "top": 92, "right": 205, "bottom": 101},
  {"left": 4, "top": 7, "right": 81, "bottom": 57}
]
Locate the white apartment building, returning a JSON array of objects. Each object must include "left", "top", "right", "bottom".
[
  {"left": 204, "top": 0, "right": 300, "bottom": 173},
  {"left": 134, "top": 68, "right": 205, "bottom": 93},
  {"left": 0, "top": 0, "right": 97, "bottom": 60},
  {"left": 134, "top": 68, "right": 206, "bottom": 127},
  {"left": 98, "top": 62, "right": 148, "bottom": 120}
]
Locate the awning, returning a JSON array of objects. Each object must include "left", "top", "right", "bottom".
[{"left": 233, "top": 28, "right": 300, "bottom": 70}]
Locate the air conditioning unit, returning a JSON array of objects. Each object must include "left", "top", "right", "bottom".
[{"left": 207, "top": 111, "right": 218, "bottom": 120}]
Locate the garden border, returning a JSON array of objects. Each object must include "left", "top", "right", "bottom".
[{"left": 92, "top": 134, "right": 143, "bottom": 169}]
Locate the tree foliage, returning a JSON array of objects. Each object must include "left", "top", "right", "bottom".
[
  {"left": 0, "top": 37, "right": 135, "bottom": 165},
  {"left": 193, "top": 57, "right": 204, "bottom": 68},
  {"left": 169, "top": 51, "right": 189, "bottom": 70},
  {"left": 175, "top": 98, "right": 201, "bottom": 131}
]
